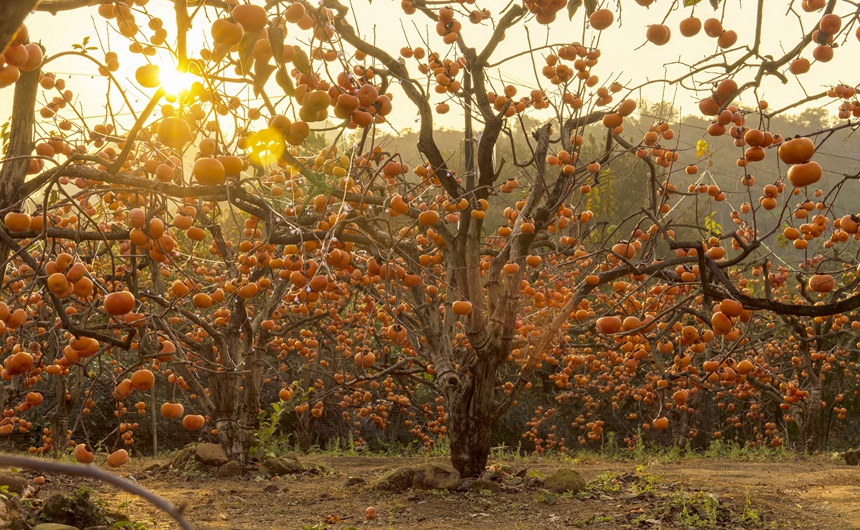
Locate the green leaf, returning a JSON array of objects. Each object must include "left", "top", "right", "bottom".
[
  {"left": 268, "top": 26, "right": 285, "bottom": 65},
  {"left": 567, "top": 0, "right": 583, "bottom": 20},
  {"left": 237, "top": 30, "right": 261, "bottom": 76},
  {"left": 709, "top": 0, "right": 722, "bottom": 9},
  {"left": 684, "top": 0, "right": 702, "bottom": 6},
  {"left": 253, "top": 61, "right": 276, "bottom": 96},
  {"left": 292, "top": 45, "right": 310, "bottom": 75},
  {"left": 275, "top": 66, "right": 294, "bottom": 96},
  {"left": 584, "top": 0, "right": 597, "bottom": 15}
]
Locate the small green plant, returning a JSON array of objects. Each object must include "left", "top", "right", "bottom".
[
  {"left": 631, "top": 464, "right": 660, "bottom": 493},
  {"left": 666, "top": 490, "right": 721, "bottom": 527},
  {"left": 251, "top": 401, "right": 291, "bottom": 459},
  {"left": 526, "top": 469, "right": 545, "bottom": 480},
  {"left": 588, "top": 471, "right": 622, "bottom": 494},
  {"left": 740, "top": 486, "right": 764, "bottom": 526},
  {"left": 536, "top": 491, "right": 557, "bottom": 505}
]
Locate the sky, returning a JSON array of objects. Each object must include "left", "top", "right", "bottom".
[{"left": 0, "top": 0, "right": 854, "bottom": 138}]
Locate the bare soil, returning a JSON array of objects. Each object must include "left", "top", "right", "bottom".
[{"left": 20, "top": 453, "right": 860, "bottom": 529}]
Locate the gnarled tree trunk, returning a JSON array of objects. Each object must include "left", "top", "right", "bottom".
[{"left": 445, "top": 354, "right": 500, "bottom": 477}]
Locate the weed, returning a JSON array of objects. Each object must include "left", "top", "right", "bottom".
[
  {"left": 631, "top": 464, "right": 660, "bottom": 493},
  {"left": 740, "top": 486, "right": 765, "bottom": 527},
  {"left": 536, "top": 491, "right": 557, "bottom": 505},
  {"left": 588, "top": 471, "right": 622, "bottom": 494},
  {"left": 664, "top": 489, "right": 722, "bottom": 527}
]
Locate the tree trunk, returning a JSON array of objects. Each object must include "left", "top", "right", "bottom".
[
  {"left": 51, "top": 413, "right": 69, "bottom": 454},
  {"left": 446, "top": 354, "right": 498, "bottom": 477},
  {"left": 239, "top": 352, "right": 263, "bottom": 455},
  {"left": 211, "top": 370, "right": 244, "bottom": 461},
  {"left": 216, "top": 417, "right": 244, "bottom": 461},
  {"left": 801, "top": 384, "right": 822, "bottom": 453},
  {"left": 50, "top": 375, "right": 70, "bottom": 453},
  {"left": 296, "top": 418, "right": 314, "bottom": 453},
  {"left": 0, "top": 68, "right": 38, "bottom": 210}
]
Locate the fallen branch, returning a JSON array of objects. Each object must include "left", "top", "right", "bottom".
[{"left": 0, "top": 453, "right": 194, "bottom": 530}]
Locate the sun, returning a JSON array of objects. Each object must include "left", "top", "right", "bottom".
[{"left": 158, "top": 67, "right": 194, "bottom": 96}]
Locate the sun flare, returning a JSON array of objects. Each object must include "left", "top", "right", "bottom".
[{"left": 158, "top": 67, "right": 194, "bottom": 95}]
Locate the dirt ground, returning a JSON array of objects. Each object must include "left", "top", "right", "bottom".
[{"left": 19, "top": 452, "right": 860, "bottom": 529}]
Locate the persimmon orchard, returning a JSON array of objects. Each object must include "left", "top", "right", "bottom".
[{"left": 1, "top": 0, "right": 860, "bottom": 479}]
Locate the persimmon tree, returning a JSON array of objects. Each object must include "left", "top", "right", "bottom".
[{"left": 1, "top": 0, "right": 860, "bottom": 477}]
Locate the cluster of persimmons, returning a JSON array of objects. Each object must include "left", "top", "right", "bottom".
[{"left": 0, "top": 0, "right": 859, "bottom": 467}]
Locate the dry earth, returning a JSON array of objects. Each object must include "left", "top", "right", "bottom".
[{"left": 14, "top": 453, "right": 860, "bottom": 529}]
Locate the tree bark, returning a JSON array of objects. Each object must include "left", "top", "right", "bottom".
[
  {"left": 0, "top": 1, "right": 38, "bottom": 54},
  {"left": 211, "top": 370, "right": 244, "bottom": 461},
  {"left": 801, "top": 383, "right": 822, "bottom": 452},
  {"left": 239, "top": 351, "right": 263, "bottom": 455},
  {"left": 50, "top": 374, "right": 71, "bottom": 453},
  {"left": 0, "top": 67, "right": 39, "bottom": 210},
  {"left": 446, "top": 353, "right": 499, "bottom": 477}
]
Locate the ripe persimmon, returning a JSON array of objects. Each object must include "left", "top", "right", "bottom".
[
  {"left": 160, "top": 402, "right": 184, "bottom": 419},
  {"left": 74, "top": 444, "right": 95, "bottom": 464},
  {"left": 589, "top": 9, "right": 614, "bottom": 31},
  {"left": 787, "top": 161, "right": 822, "bottom": 188},
  {"left": 182, "top": 414, "right": 205, "bottom": 430},
  {"left": 4, "top": 212, "right": 31, "bottom": 232},
  {"left": 679, "top": 17, "right": 701, "bottom": 37},
  {"left": 107, "top": 448, "right": 129, "bottom": 467},
  {"left": 130, "top": 369, "right": 155, "bottom": 390},
  {"left": 193, "top": 157, "right": 226, "bottom": 186},
  {"left": 156, "top": 117, "right": 192, "bottom": 149},
  {"left": 778, "top": 137, "right": 815, "bottom": 164},
  {"left": 104, "top": 291, "right": 135, "bottom": 315},
  {"left": 452, "top": 300, "right": 473, "bottom": 315},
  {"left": 232, "top": 3, "right": 268, "bottom": 32},
  {"left": 596, "top": 316, "right": 622, "bottom": 334},
  {"left": 646, "top": 25, "right": 671, "bottom": 46}
]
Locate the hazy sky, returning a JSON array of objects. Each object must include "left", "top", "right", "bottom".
[{"left": 0, "top": 1, "right": 852, "bottom": 134}]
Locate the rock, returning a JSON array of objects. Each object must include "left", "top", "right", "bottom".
[
  {"left": 263, "top": 484, "right": 280, "bottom": 493},
  {"left": 260, "top": 457, "right": 304, "bottom": 476},
  {"left": 215, "top": 460, "right": 243, "bottom": 478},
  {"left": 32, "top": 525, "right": 80, "bottom": 530},
  {"left": 0, "top": 473, "right": 27, "bottom": 495},
  {"left": 481, "top": 471, "right": 498, "bottom": 482},
  {"left": 343, "top": 477, "right": 366, "bottom": 488},
  {"left": 844, "top": 448, "right": 860, "bottom": 466},
  {"left": 544, "top": 469, "right": 586, "bottom": 493},
  {"left": 412, "top": 463, "right": 460, "bottom": 491},
  {"left": 194, "top": 443, "right": 229, "bottom": 466},
  {"left": 469, "top": 479, "right": 500, "bottom": 493},
  {"left": 371, "top": 466, "right": 416, "bottom": 492}
]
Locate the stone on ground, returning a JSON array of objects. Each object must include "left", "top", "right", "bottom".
[
  {"left": 371, "top": 466, "right": 416, "bottom": 492},
  {"left": 215, "top": 460, "right": 243, "bottom": 478},
  {"left": 194, "top": 443, "right": 229, "bottom": 466},
  {"left": 544, "top": 469, "right": 586, "bottom": 493},
  {"left": 412, "top": 463, "right": 460, "bottom": 491},
  {"left": 260, "top": 457, "right": 304, "bottom": 476}
]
